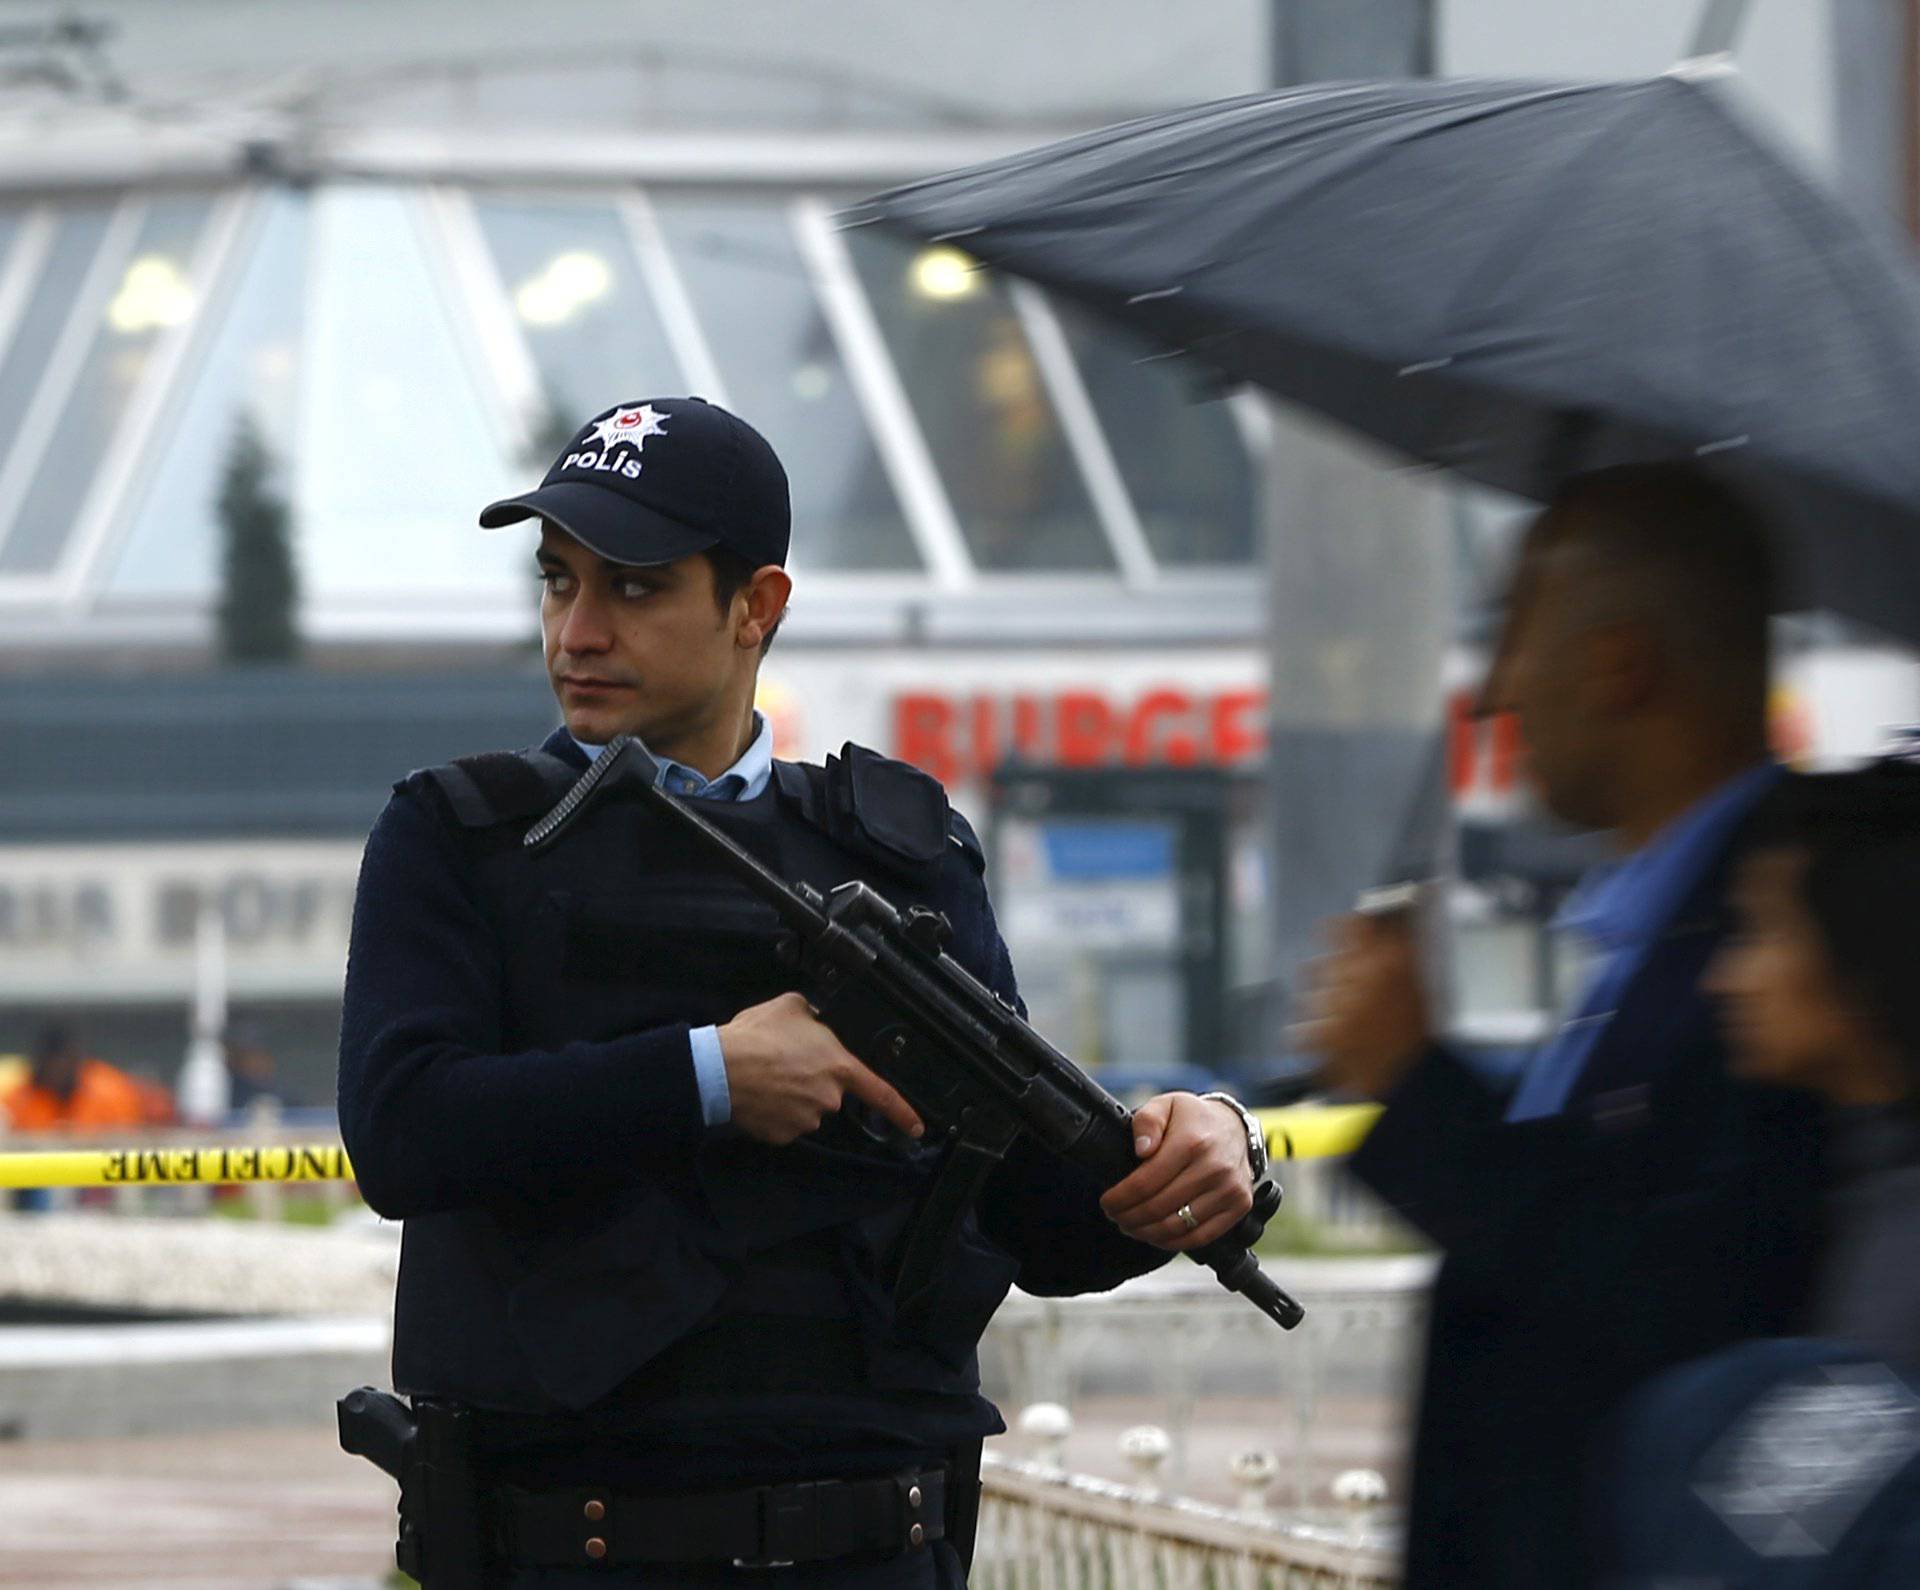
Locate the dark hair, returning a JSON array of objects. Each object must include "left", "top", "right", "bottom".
[
  {"left": 705, "top": 548, "right": 784, "bottom": 657},
  {"left": 1535, "top": 463, "right": 1779, "bottom": 732},
  {"left": 1762, "top": 762, "right": 1920, "bottom": 1090},
  {"left": 31, "top": 1024, "right": 77, "bottom": 1064}
]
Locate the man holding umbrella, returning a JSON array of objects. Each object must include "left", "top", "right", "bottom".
[
  {"left": 859, "top": 63, "right": 1920, "bottom": 1583},
  {"left": 1299, "top": 462, "right": 1822, "bottom": 1587}
]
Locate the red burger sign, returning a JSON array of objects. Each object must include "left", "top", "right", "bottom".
[
  {"left": 893, "top": 687, "right": 1266, "bottom": 786},
  {"left": 891, "top": 684, "right": 1525, "bottom": 802}
]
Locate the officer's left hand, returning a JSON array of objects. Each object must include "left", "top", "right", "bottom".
[{"left": 1099, "top": 1093, "right": 1254, "bottom": 1251}]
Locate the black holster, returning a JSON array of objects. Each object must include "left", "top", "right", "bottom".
[
  {"left": 338, "top": 1387, "right": 487, "bottom": 1588},
  {"left": 946, "top": 1437, "right": 985, "bottom": 1572}
]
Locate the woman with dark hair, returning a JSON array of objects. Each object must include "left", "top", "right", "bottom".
[
  {"left": 1608, "top": 763, "right": 1920, "bottom": 1586},
  {"left": 1705, "top": 762, "right": 1920, "bottom": 1365}
]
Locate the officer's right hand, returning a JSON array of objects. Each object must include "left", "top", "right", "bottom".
[{"left": 717, "top": 992, "right": 926, "bottom": 1146}]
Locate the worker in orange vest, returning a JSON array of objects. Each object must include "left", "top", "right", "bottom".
[{"left": 2, "top": 1025, "right": 174, "bottom": 1133}]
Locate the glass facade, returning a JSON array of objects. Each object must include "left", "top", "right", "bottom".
[
  {"left": 1053, "top": 298, "right": 1256, "bottom": 568},
  {"left": 109, "top": 192, "right": 312, "bottom": 600},
  {"left": 0, "top": 181, "right": 1267, "bottom": 640},
  {"left": 654, "top": 197, "right": 919, "bottom": 572},
  {"left": 471, "top": 194, "right": 685, "bottom": 439},
  {"left": 0, "top": 197, "right": 218, "bottom": 578}
]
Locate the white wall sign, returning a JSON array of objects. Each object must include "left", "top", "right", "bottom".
[{"left": 0, "top": 841, "right": 363, "bottom": 1003}]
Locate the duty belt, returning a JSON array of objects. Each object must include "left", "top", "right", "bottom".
[{"left": 496, "top": 1466, "right": 948, "bottom": 1569}]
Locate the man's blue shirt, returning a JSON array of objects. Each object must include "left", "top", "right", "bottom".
[
  {"left": 572, "top": 712, "right": 774, "bottom": 1127},
  {"left": 1504, "top": 761, "right": 1781, "bottom": 1122}
]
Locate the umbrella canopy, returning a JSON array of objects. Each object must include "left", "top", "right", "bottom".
[{"left": 854, "top": 73, "right": 1920, "bottom": 644}]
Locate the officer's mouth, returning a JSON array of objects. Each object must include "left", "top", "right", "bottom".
[{"left": 558, "top": 674, "right": 633, "bottom": 696}]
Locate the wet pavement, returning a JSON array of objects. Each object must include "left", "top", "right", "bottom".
[
  {"left": 0, "top": 1394, "right": 1407, "bottom": 1588},
  {"left": 0, "top": 1424, "right": 394, "bottom": 1589}
]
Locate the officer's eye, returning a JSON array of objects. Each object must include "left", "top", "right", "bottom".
[
  {"left": 614, "top": 576, "right": 656, "bottom": 600},
  {"left": 536, "top": 569, "right": 574, "bottom": 597}
]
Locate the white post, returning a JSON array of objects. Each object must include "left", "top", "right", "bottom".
[
  {"left": 1231, "top": 1449, "right": 1281, "bottom": 1523},
  {"left": 1018, "top": 1403, "right": 1073, "bottom": 1475},
  {"left": 176, "top": 903, "right": 231, "bottom": 1126},
  {"left": 1118, "top": 1425, "right": 1171, "bottom": 1498},
  {"left": 244, "top": 1097, "right": 283, "bottom": 1222}
]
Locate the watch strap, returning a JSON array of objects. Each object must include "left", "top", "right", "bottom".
[{"left": 1200, "top": 1090, "right": 1268, "bottom": 1180}]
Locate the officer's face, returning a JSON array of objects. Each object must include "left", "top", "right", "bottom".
[{"left": 536, "top": 526, "right": 743, "bottom": 749}]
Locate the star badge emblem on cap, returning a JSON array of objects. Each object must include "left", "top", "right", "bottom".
[{"left": 587, "top": 403, "right": 670, "bottom": 456}]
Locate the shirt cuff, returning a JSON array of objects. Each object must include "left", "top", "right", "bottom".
[{"left": 689, "top": 1024, "right": 732, "bottom": 1128}]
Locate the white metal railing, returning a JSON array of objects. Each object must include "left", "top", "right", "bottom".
[
  {"left": 982, "top": 1258, "right": 1430, "bottom": 1509},
  {"left": 975, "top": 1453, "right": 1397, "bottom": 1589}
]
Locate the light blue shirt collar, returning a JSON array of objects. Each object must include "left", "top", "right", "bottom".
[
  {"left": 1554, "top": 761, "right": 1782, "bottom": 954},
  {"left": 571, "top": 711, "right": 774, "bottom": 803}
]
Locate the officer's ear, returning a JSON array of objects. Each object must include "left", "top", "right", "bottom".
[{"left": 735, "top": 566, "right": 792, "bottom": 653}]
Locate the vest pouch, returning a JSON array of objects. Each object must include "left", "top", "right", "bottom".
[
  {"left": 694, "top": 1132, "right": 930, "bottom": 1256},
  {"left": 507, "top": 1181, "right": 730, "bottom": 1411},
  {"left": 556, "top": 884, "right": 795, "bottom": 1028},
  {"left": 865, "top": 1213, "right": 1020, "bottom": 1383}
]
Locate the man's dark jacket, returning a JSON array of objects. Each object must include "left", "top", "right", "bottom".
[
  {"left": 337, "top": 730, "right": 1166, "bottom": 1489},
  {"left": 1350, "top": 805, "right": 1823, "bottom": 1589}
]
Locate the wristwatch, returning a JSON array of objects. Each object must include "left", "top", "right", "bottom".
[{"left": 1201, "top": 1091, "right": 1269, "bottom": 1181}]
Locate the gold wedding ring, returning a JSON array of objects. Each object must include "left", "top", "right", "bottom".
[{"left": 1177, "top": 1203, "right": 1198, "bottom": 1231}]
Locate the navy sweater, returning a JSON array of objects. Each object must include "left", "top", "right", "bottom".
[{"left": 336, "top": 771, "right": 1167, "bottom": 1302}]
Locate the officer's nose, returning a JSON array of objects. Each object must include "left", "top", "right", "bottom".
[{"left": 556, "top": 585, "right": 613, "bottom": 657}]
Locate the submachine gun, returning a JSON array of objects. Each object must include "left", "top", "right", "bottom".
[{"left": 533, "top": 735, "right": 1305, "bottom": 1332}]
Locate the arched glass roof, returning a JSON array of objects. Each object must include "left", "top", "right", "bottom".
[{"left": 0, "top": 181, "right": 1263, "bottom": 646}]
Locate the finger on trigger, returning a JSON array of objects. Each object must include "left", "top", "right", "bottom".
[{"left": 841, "top": 1060, "right": 924, "bottom": 1138}]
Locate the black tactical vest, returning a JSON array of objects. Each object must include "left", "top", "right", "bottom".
[{"left": 388, "top": 744, "right": 1021, "bottom": 1421}]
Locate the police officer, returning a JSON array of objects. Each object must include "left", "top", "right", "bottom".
[{"left": 337, "top": 398, "right": 1266, "bottom": 1587}]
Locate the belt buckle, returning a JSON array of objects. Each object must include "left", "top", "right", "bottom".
[{"left": 732, "top": 1480, "right": 811, "bottom": 1570}]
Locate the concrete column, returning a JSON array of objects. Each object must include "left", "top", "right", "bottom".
[
  {"left": 1829, "top": 0, "right": 1919, "bottom": 238},
  {"left": 1271, "top": 0, "right": 1435, "bottom": 83},
  {"left": 1264, "top": 1, "right": 1451, "bottom": 1040},
  {"left": 1263, "top": 410, "right": 1453, "bottom": 1007}
]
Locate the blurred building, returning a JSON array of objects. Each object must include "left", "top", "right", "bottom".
[{"left": 0, "top": 1, "right": 1912, "bottom": 1098}]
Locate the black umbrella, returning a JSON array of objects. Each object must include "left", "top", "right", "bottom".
[{"left": 852, "top": 73, "right": 1920, "bottom": 644}]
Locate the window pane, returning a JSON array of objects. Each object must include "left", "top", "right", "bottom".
[
  {"left": 296, "top": 187, "right": 522, "bottom": 600},
  {"left": 1053, "top": 298, "right": 1256, "bottom": 566},
  {"left": 0, "top": 212, "right": 26, "bottom": 285},
  {"left": 844, "top": 230, "right": 1112, "bottom": 573},
  {"left": 653, "top": 197, "right": 918, "bottom": 572},
  {"left": 471, "top": 196, "right": 682, "bottom": 440},
  {"left": 0, "top": 206, "right": 112, "bottom": 468},
  {"left": 1, "top": 196, "right": 215, "bottom": 575},
  {"left": 108, "top": 191, "right": 311, "bottom": 600}
]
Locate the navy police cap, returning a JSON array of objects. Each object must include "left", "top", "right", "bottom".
[{"left": 478, "top": 396, "right": 790, "bottom": 569}]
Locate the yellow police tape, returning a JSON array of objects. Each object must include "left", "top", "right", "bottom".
[
  {"left": 0, "top": 1142, "right": 353, "bottom": 1190},
  {"left": 0, "top": 1107, "right": 1382, "bottom": 1190},
  {"left": 1257, "top": 1103, "right": 1381, "bottom": 1164}
]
